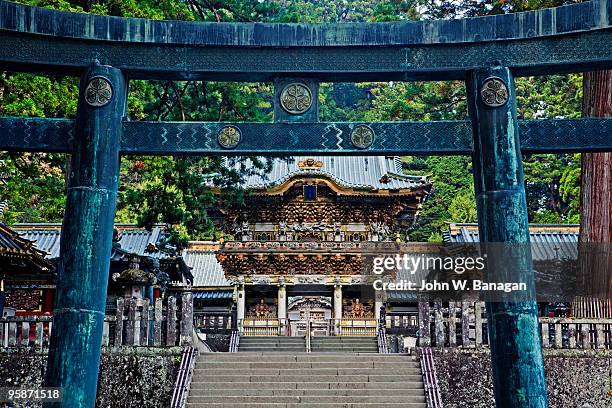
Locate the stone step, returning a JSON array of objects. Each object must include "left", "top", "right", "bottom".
[
  {"left": 193, "top": 367, "right": 421, "bottom": 376},
  {"left": 190, "top": 381, "right": 425, "bottom": 390},
  {"left": 239, "top": 337, "right": 306, "bottom": 351},
  {"left": 310, "top": 346, "right": 378, "bottom": 350},
  {"left": 312, "top": 345, "right": 377, "bottom": 347},
  {"left": 314, "top": 348, "right": 380, "bottom": 350},
  {"left": 190, "top": 374, "right": 423, "bottom": 383},
  {"left": 310, "top": 340, "right": 377, "bottom": 343},
  {"left": 239, "top": 342, "right": 305, "bottom": 345},
  {"left": 196, "top": 361, "right": 420, "bottom": 369},
  {"left": 198, "top": 353, "right": 416, "bottom": 362},
  {"left": 310, "top": 347, "right": 378, "bottom": 350},
  {"left": 240, "top": 339, "right": 306, "bottom": 344},
  {"left": 239, "top": 344, "right": 305, "bottom": 347},
  {"left": 188, "top": 345, "right": 426, "bottom": 407},
  {"left": 186, "top": 403, "right": 426, "bottom": 407},
  {"left": 241, "top": 336, "right": 306, "bottom": 340},
  {"left": 308, "top": 350, "right": 379, "bottom": 353},
  {"left": 236, "top": 347, "right": 307, "bottom": 350},
  {"left": 238, "top": 346, "right": 306, "bottom": 353},
  {"left": 310, "top": 346, "right": 377, "bottom": 349},
  {"left": 239, "top": 342, "right": 305, "bottom": 344},
  {"left": 310, "top": 346, "right": 378, "bottom": 349},
  {"left": 188, "top": 388, "right": 425, "bottom": 397},
  {"left": 240, "top": 343, "right": 306, "bottom": 347},
  {"left": 310, "top": 339, "right": 378, "bottom": 351},
  {"left": 240, "top": 342, "right": 305, "bottom": 345},
  {"left": 311, "top": 337, "right": 377, "bottom": 342},
  {"left": 310, "top": 345, "right": 378, "bottom": 347},
  {"left": 197, "top": 358, "right": 407, "bottom": 363},
  {"left": 187, "top": 396, "right": 426, "bottom": 404}
]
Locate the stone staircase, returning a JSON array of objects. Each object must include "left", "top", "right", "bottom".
[
  {"left": 311, "top": 336, "right": 378, "bottom": 353},
  {"left": 186, "top": 351, "right": 427, "bottom": 407},
  {"left": 239, "top": 336, "right": 306, "bottom": 352}
]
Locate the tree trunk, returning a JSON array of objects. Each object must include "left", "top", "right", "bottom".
[{"left": 579, "top": 70, "right": 612, "bottom": 303}]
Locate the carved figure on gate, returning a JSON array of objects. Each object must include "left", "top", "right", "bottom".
[
  {"left": 351, "top": 298, "right": 366, "bottom": 318},
  {"left": 370, "top": 222, "right": 390, "bottom": 240},
  {"left": 334, "top": 222, "right": 341, "bottom": 234},
  {"left": 254, "top": 298, "right": 272, "bottom": 317}
]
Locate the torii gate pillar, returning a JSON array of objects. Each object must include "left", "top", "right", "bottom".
[
  {"left": 468, "top": 66, "right": 549, "bottom": 408},
  {"left": 44, "top": 62, "right": 126, "bottom": 407}
]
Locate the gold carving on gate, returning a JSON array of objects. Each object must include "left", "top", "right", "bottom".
[
  {"left": 248, "top": 298, "right": 274, "bottom": 318},
  {"left": 298, "top": 158, "right": 323, "bottom": 169},
  {"left": 344, "top": 298, "right": 373, "bottom": 318}
]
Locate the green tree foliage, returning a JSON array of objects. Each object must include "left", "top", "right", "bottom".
[
  {"left": 0, "top": 72, "right": 77, "bottom": 224},
  {"left": 518, "top": 74, "right": 583, "bottom": 224}
]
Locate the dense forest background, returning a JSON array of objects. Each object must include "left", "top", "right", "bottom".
[{"left": 0, "top": 0, "right": 583, "bottom": 244}]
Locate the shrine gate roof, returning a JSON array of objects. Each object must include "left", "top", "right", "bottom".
[{"left": 228, "top": 156, "right": 428, "bottom": 191}]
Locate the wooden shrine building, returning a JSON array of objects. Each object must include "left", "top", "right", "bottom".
[
  {"left": 12, "top": 224, "right": 193, "bottom": 312},
  {"left": 0, "top": 222, "right": 54, "bottom": 317},
  {"left": 215, "top": 155, "right": 431, "bottom": 336}
]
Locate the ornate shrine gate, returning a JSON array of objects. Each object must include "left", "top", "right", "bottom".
[{"left": 0, "top": 1, "right": 611, "bottom": 407}]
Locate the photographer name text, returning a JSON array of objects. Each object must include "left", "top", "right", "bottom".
[{"left": 373, "top": 279, "right": 527, "bottom": 293}]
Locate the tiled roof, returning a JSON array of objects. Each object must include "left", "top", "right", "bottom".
[
  {"left": 193, "top": 291, "right": 233, "bottom": 299},
  {"left": 443, "top": 223, "right": 579, "bottom": 261},
  {"left": 183, "top": 249, "right": 230, "bottom": 287},
  {"left": 225, "top": 156, "right": 428, "bottom": 191},
  {"left": 0, "top": 222, "right": 52, "bottom": 269},
  {"left": 13, "top": 226, "right": 61, "bottom": 258},
  {"left": 14, "top": 224, "right": 167, "bottom": 260},
  {"left": 0, "top": 223, "right": 42, "bottom": 254},
  {"left": 115, "top": 227, "right": 164, "bottom": 259},
  {"left": 0, "top": 201, "right": 7, "bottom": 216},
  {"left": 386, "top": 291, "right": 418, "bottom": 302}
]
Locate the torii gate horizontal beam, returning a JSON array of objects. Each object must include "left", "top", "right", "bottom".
[
  {"left": 0, "top": 0, "right": 611, "bottom": 81},
  {"left": 1, "top": 117, "right": 610, "bottom": 156}
]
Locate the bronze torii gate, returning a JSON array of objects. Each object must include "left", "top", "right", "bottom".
[{"left": 0, "top": 0, "right": 611, "bottom": 406}]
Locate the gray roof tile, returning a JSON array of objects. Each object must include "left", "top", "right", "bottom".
[
  {"left": 443, "top": 223, "right": 579, "bottom": 261},
  {"left": 182, "top": 250, "right": 230, "bottom": 287},
  {"left": 227, "top": 156, "right": 427, "bottom": 191},
  {"left": 14, "top": 224, "right": 167, "bottom": 259}
]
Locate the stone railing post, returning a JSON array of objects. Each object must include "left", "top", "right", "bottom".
[
  {"left": 167, "top": 296, "right": 177, "bottom": 346},
  {"left": 180, "top": 292, "right": 193, "bottom": 346}
]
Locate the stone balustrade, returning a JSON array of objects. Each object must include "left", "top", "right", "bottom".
[
  {"left": 0, "top": 294, "right": 193, "bottom": 351},
  {"left": 416, "top": 301, "right": 612, "bottom": 350}
]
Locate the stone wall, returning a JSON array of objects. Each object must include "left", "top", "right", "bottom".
[
  {"left": 0, "top": 347, "right": 181, "bottom": 407},
  {"left": 433, "top": 349, "right": 612, "bottom": 408}
]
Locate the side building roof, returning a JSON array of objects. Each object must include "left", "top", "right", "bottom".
[
  {"left": 443, "top": 222, "right": 579, "bottom": 261},
  {"left": 15, "top": 223, "right": 194, "bottom": 285},
  {"left": 0, "top": 222, "right": 53, "bottom": 271},
  {"left": 183, "top": 244, "right": 231, "bottom": 289},
  {"left": 14, "top": 224, "right": 167, "bottom": 260}
]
